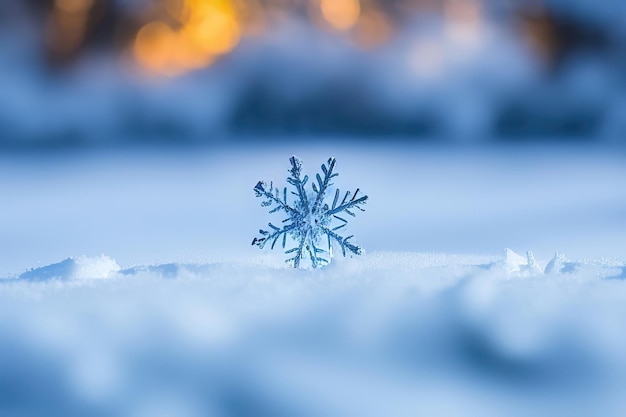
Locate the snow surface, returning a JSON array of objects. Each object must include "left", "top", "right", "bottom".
[
  {"left": 2, "top": 250, "right": 626, "bottom": 417},
  {"left": 2, "top": 144, "right": 625, "bottom": 276},
  {"left": 1, "top": 144, "right": 625, "bottom": 416}
]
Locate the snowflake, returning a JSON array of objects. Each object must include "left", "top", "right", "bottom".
[{"left": 252, "top": 156, "right": 368, "bottom": 268}]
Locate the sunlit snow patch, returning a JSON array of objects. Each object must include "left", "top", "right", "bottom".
[{"left": 18, "top": 255, "right": 120, "bottom": 281}]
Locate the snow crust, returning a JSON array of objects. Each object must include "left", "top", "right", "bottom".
[{"left": 2, "top": 250, "right": 626, "bottom": 417}]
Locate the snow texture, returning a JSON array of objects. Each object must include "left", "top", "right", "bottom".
[
  {"left": 2, "top": 249, "right": 626, "bottom": 417},
  {"left": 253, "top": 156, "right": 367, "bottom": 268}
]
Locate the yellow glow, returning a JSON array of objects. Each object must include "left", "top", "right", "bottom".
[
  {"left": 173, "top": 31, "right": 215, "bottom": 70},
  {"left": 320, "top": 0, "right": 361, "bottom": 31},
  {"left": 133, "top": 0, "right": 243, "bottom": 76},
  {"left": 134, "top": 22, "right": 178, "bottom": 75},
  {"left": 55, "top": 0, "right": 94, "bottom": 14},
  {"left": 183, "top": 4, "right": 240, "bottom": 55}
]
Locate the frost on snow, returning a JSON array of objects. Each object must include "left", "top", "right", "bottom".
[{"left": 252, "top": 156, "right": 368, "bottom": 268}]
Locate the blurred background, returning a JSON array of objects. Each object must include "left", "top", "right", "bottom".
[{"left": 2, "top": 0, "right": 626, "bottom": 146}]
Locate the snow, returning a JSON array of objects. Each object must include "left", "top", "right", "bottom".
[
  {"left": 1, "top": 144, "right": 625, "bottom": 416},
  {"left": 2, "top": 250, "right": 626, "bottom": 416},
  {"left": 18, "top": 256, "right": 120, "bottom": 281}
]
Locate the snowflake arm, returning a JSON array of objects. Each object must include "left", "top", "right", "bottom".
[
  {"left": 286, "top": 156, "right": 310, "bottom": 212},
  {"left": 328, "top": 188, "right": 368, "bottom": 216},
  {"left": 252, "top": 181, "right": 296, "bottom": 250},
  {"left": 253, "top": 181, "right": 293, "bottom": 215},
  {"left": 321, "top": 227, "right": 363, "bottom": 256},
  {"left": 252, "top": 222, "right": 296, "bottom": 250},
  {"left": 311, "top": 158, "right": 338, "bottom": 214}
]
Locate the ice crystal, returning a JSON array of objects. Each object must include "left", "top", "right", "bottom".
[{"left": 252, "top": 156, "right": 368, "bottom": 268}]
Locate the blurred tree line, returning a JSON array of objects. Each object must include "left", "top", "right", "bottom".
[
  {"left": 0, "top": 0, "right": 625, "bottom": 144},
  {"left": 2, "top": 0, "right": 622, "bottom": 73}
]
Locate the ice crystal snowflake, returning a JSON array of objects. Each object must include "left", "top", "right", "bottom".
[{"left": 252, "top": 156, "right": 368, "bottom": 268}]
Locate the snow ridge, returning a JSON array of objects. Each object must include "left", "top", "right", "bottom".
[{"left": 5, "top": 249, "right": 624, "bottom": 283}]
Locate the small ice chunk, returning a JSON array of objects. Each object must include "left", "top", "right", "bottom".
[
  {"left": 544, "top": 252, "right": 566, "bottom": 275},
  {"left": 523, "top": 251, "right": 542, "bottom": 274},
  {"left": 503, "top": 248, "right": 527, "bottom": 273},
  {"left": 502, "top": 248, "right": 541, "bottom": 275}
]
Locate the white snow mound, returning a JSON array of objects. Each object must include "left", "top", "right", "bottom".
[{"left": 17, "top": 255, "right": 119, "bottom": 281}]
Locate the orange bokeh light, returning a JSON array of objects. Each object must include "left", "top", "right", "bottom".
[
  {"left": 173, "top": 31, "right": 216, "bottom": 70},
  {"left": 134, "top": 0, "right": 241, "bottom": 76},
  {"left": 320, "top": 0, "right": 361, "bottom": 31},
  {"left": 183, "top": 3, "right": 240, "bottom": 55},
  {"left": 134, "top": 21, "right": 179, "bottom": 75}
]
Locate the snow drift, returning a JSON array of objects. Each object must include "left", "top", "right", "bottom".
[{"left": 1, "top": 250, "right": 626, "bottom": 417}]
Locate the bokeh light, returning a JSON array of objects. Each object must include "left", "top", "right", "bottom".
[
  {"left": 133, "top": 0, "right": 240, "bottom": 75},
  {"left": 182, "top": 0, "right": 240, "bottom": 56},
  {"left": 134, "top": 21, "right": 179, "bottom": 76},
  {"left": 320, "top": 0, "right": 361, "bottom": 31}
]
